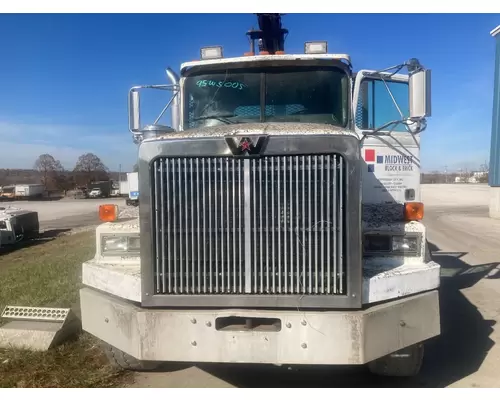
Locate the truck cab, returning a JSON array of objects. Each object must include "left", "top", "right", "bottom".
[
  {"left": 88, "top": 188, "right": 103, "bottom": 198},
  {"left": 79, "top": 14, "right": 440, "bottom": 377}
]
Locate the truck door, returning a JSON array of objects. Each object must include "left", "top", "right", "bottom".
[{"left": 352, "top": 70, "right": 421, "bottom": 205}]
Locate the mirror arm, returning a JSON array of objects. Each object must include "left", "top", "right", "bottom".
[
  {"left": 379, "top": 78, "right": 405, "bottom": 120},
  {"left": 128, "top": 83, "right": 181, "bottom": 136},
  {"left": 366, "top": 119, "right": 403, "bottom": 135},
  {"left": 371, "top": 59, "right": 425, "bottom": 76},
  {"left": 362, "top": 116, "right": 426, "bottom": 138},
  {"left": 153, "top": 90, "right": 179, "bottom": 125},
  {"left": 369, "top": 63, "right": 406, "bottom": 77}
]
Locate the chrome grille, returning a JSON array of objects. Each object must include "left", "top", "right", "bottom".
[{"left": 151, "top": 155, "right": 347, "bottom": 296}]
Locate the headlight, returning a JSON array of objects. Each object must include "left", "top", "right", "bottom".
[
  {"left": 364, "top": 234, "right": 420, "bottom": 256},
  {"left": 392, "top": 236, "right": 419, "bottom": 254},
  {"left": 101, "top": 235, "right": 140, "bottom": 254}
]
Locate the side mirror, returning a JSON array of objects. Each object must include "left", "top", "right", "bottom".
[
  {"left": 129, "top": 89, "right": 141, "bottom": 133},
  {"left": 409, "top": 69, "right": 432, "bottom": 119}
]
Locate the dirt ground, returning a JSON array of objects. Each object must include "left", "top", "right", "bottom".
[
  {"left": 2, "top": 184, "right": 498, "bottom": 387},
  {"left": 0, "top": 197, "right": 126, "bottom": 231}
]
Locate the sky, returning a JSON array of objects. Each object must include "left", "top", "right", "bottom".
[{"left": 0, "top": 13, "right": 498, "bottom": 173}]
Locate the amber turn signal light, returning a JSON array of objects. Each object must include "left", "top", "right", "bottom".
[
  {"left": 404, "top": 202, "right": 424, "bottom": 221},
  {"left": 99, "top": 204, "right": 118, "bottom": 222}
]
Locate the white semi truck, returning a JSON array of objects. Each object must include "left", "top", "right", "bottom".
[{"left": 79, "top": 14, "right": 440, "bottom": 377}]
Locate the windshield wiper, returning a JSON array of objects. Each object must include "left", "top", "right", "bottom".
[{"left": 192, "top": 114, "right": 236, "bottom": 124}]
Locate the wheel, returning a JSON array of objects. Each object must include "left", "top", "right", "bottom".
[
  {"left": 367, "top": 343, "right": 424, "bottom": 377},
  {"left": 101, "top": 343, "right": 163, "bottom": 372}
]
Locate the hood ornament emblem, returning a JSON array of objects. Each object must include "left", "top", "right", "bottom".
[{"left": 224, "top": 136, "right": 268, "bottom": 157}]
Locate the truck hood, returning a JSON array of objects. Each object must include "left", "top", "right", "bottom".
[{"left": 144, "top": 122, "right": 359, "bottom": 142}]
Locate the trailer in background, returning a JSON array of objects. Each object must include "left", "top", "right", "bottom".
[
  {"left": 119, "top": 180, "right": 129, "bottom": 197},
  {"left": 14, "top": 184, "right": 45, "bottom": 200},
  {"left": 125, "top": 172, "right": 139, "bottom": 206},
  {"left": 0, "top": 184, "right": 45, "bottom": 201}
]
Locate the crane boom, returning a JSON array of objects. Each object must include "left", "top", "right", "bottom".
[{"left": 246, "top": 13, "right": 288, "bottom": 54}]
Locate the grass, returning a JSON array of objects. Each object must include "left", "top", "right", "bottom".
[{"left": 0, "top": 231, "right": 131, "bottom": 387}]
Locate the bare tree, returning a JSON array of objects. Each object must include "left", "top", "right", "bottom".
[
  {"left": 478, "top": 173, "right": 489, "bottom": 184},
  {"left": 52, "top": 172, "right": 74, "bottom": 194},
  {"left": 73, "top": 153, "right": 109, "bottom": 185},
  {"left": 33, "top": 154, "right": 64, "bottom": 189},
  {"left": 133, "top": 163, "right": 138, "bottom": 172},
  {"left": 480, "top": 161, "right": 489, "bottom": 173},
  {"left": 478, "top": 161, "right": 489, "bottom": 184}
]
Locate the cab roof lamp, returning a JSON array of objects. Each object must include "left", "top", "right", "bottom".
[
  {"left": 305, "top": 41, "right": 328, "bottom": 54},
  {"left": 200, "top": 46, "right": 224, "bottom": 60}
]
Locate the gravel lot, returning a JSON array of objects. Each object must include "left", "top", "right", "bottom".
[
  {"left": 0, "top": 197, "right": 128, "bottom": 232},
  {"left": 2, "top": 184, "right": 499, "bottom": 387},
  {"left": 0, "top": 197, "right": 127, "bottom": 223},
  {"left": 422, "top": 183, "right": 489, "bottom": 208}
]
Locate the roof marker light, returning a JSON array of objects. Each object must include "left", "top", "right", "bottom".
[
  {"left": 305, "top": 41, "right": 328, "bottom": 54},
  {"left": 200, "top": 46, "right": 223, "bottom": 60}
]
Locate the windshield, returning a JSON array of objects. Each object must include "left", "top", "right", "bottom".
[{"left": 183, "top": 65, "right": 349, "bottom": 129}]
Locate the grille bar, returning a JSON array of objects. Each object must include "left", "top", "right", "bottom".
[{"left": 151, "top": 154, "right": 346, "bottom": 296}]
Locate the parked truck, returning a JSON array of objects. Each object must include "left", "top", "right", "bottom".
[
  {"left": 79, "top": 14, "right": 440, "bottom": 377},
  {"left": 0, "top": 184, "right": 44, "bottom": 200},
  {"left": 0, "top": 207, "right": 39, "bottom": 247},
  {"left": 87, "top": 181, "right": 112, "bottom": 198},
  {"left": 125, "top": 172, "right": 139, "bottom": 206},
  {"left": 14, "top": 184, "right": 45, "bottom": 199}
]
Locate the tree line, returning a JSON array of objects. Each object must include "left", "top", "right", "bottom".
[{"left": 33, "top": 152, "right": 110, "bottom": 193}]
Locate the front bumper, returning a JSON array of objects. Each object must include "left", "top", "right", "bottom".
[{"left": 80, "top": 287, "right": 440, "bottom": 365}]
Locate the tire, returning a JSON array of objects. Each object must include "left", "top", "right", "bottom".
[
  {"left": 367, "top": 343, "right": 424, "bottom": 377},
  {"left": 101, "top": 343, "right": 163, "bottom": 372}
]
